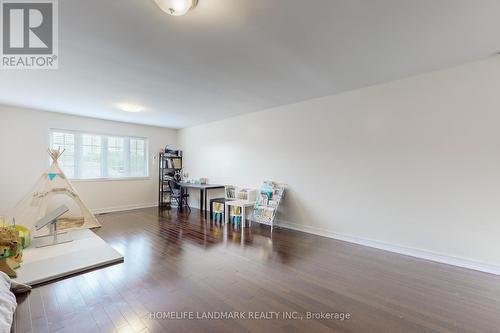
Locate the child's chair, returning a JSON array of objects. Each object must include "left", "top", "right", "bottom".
[
  {"left": 230, "top": 206, "right": 242, "bottom": 226},
  {"left": 212, "top": 202, "right": 224, "bottom": 222},
  {"left": 209, "top": 185, "right": 237, "bottom": 221}
]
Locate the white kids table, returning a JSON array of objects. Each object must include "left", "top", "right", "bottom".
[{"left": 224, "top": 200, "right": 256, "bottom": 228}]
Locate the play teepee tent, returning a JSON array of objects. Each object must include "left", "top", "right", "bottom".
[{"left": 9, "top": 148, "right": 101, "bottom": 238}]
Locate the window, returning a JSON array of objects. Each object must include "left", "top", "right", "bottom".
[
  {"left": 49, "top": 129, "right": 149, "bottom": 180},
  {"left": 130, "top": 138, "right": 146, "bottom": 177},
  {"left": 81, "top": 134, "right": 102, "bottom": 178},
  {"left": 108, "top": 137, "right": 126, "bottom": 178}
]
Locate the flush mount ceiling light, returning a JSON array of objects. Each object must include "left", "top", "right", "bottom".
[
  {"left": 154, "top": 0, "right": 198, "bottom": 16},
  {"left": 116, "top": 103, "right": 146, "bottom": 113}
]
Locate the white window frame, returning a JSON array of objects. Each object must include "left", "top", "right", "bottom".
[{"left": 49, "top": 129, "right": 150, "bottom": 181}]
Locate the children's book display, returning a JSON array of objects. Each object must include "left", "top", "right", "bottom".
[{"left": 252, "top": 181, "right": 285, "bottom": 230}]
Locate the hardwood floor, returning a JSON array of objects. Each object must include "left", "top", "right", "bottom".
[{"left": 14, "top": 207, "right": 500, "bottom": 333}]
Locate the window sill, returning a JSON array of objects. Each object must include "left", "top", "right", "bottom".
[{"left": 70, "top": 177, "right": 151, "bottom": 183}]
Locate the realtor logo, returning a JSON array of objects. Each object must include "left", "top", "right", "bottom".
[{"left": 1, "top": 0, "right": 58, "bottom": 69}]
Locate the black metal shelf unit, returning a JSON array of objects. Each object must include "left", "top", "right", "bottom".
[{"left": 158, "top": 149, "right": 183, "bottom": 209}]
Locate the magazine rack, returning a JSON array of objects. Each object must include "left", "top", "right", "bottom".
[{"left": 251, "top": 181, "right": 285, "bottom": 231}]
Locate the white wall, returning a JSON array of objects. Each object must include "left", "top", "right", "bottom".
[
  {"left": 0, "top": 106, "right": 177, "bottom": 215},
  {"left": 179, "top": 56, "right": 500, "bottom": 272}
]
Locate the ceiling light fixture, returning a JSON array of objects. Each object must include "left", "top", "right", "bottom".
[
  {"left": 116, "top": 103, "right": 146, "bottom": 113},
  {"left": 154, "top": 0, "right": 198, "bottom": 16}
]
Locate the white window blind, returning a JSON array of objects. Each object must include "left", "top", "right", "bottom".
[{"left": 49, "top": 129, "right": 149, "bottom": 180}]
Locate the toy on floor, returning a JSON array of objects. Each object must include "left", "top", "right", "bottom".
[
  {"left": 14, "top": 225, "right": 31, "bottom": 249},
  {"left": 0, "top": 224, "right": 22, "bottom": 278},
  {"left": 35, "top": 205, "right": 75, "bottom": 248}
]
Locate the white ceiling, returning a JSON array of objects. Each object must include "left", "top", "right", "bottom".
[{"left": 1, "top": 0, "right": 500, "bottom": 128}]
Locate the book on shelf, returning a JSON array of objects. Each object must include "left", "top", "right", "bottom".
[
  {"left": 225, "top": 186, "right": 236, "bottom": 199},
  {"left": 172, "top": 158, "right": 182, "bottom": 169},
  {"left": 162, "top": 157, "right": 182, "bottom": 169}
]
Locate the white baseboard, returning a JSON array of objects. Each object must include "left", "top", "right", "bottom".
[
  {"left": 276, "top": 220, "right": 500, "bottom": 276},
  {"left": 92, "top": 203, "right": 157, "bottom": 215}
]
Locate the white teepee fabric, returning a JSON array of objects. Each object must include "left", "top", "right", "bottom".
[{"left": 9, "top": 149, "right": 101, "bottom": 238}]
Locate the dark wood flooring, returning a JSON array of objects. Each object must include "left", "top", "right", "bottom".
[{"left": 14, "top": 207, "right": 500, "bottom": 333}]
